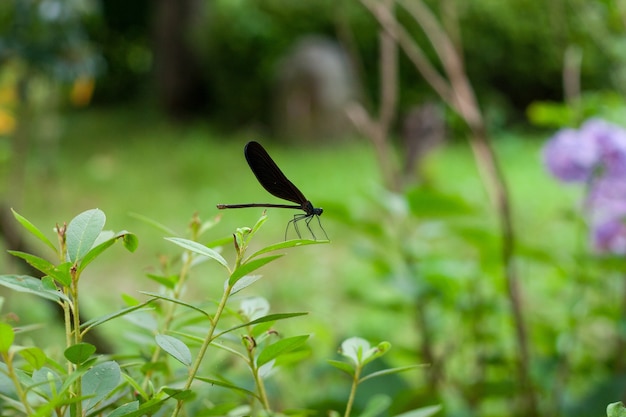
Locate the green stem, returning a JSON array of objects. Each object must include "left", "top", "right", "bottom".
[
  {"left": 141, "top": 252, "right": 195, "bottom": 392},
  {"left": 2, "top": 352, "right": 34, "bottom": 415},
  {"left": 344, "top": 365, "right": 362, "bottom": 417},
  {"left": 70, "top": 267, "right": 83, "bottom": 417},
  {"left": 170, "top": 284, "right": 233, "bottom": 417},
  {"left": 247, "top": 343, "right": 271, "bottom": 410}
]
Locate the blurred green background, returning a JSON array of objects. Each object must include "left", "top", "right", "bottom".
[{"left": 1, "top": 0, "right": 626, "bottom": 416}]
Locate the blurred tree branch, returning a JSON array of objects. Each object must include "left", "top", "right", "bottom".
[
  {"left": 357, "top": 0, "right": 537, "bottom": 414},
  {"left": 346, "top": 0, "right": 400, "bottom": 191}
]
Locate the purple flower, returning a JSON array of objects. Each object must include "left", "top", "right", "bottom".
[
  {"left": 591, "top": 218, "right": 626, "bottom": 255},
  {"left": 586, "top": 178, "right": 626, "bottom": 223},
  {"left": 543, "top": 118, "right": 626, "bottom": 255},
  {"left": 543, "top": 127, "right": 599, "bottom": 182},
  {"left": 580, "top": 118, "right": 626, "bottom": 178}
]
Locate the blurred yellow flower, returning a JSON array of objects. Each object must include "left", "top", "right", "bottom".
[
  {"left": 0, "top": 110, "right": 16, "bottom": 135},
  {"left": 70, "top": 76, "right": 95, "bottom": 107}
]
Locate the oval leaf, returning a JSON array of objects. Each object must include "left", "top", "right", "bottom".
[
  {"left": 78, "top": 231, "right": 137, "bottom": 273},
  {"left": 155, "top": 334, "right": 192, "bottom": 367},
  {"left": 66, "top": 209, "right": 106, "bottom": 262},
  {"left": 82, "top": 361, "right": 121, "bottom": 410},
  {"left": 17, "top": 346, "right": 47, "bottom": 369},
  {"left": 64, "top": 343, "right": 96, "bottom": 365}
]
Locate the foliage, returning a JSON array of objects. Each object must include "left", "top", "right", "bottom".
[{"left": 0, "top": 209, "right": 427, "bottom": 416}]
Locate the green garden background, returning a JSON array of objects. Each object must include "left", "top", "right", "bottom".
[{"left": 1, "top": 1, "right": 626, "bottom": 416}]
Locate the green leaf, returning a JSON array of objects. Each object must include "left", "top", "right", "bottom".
[
  {"left": 80, "top": 299, "right": 155, "bottom": 335},
  {"left": 111, "top": 389, "right": 191, "bottom": 417},
  {"left": 256, "top": 335, "right": 309, "bottom": 367},
  {"left": 128, "top": 212, "right": 177, "bottom": 236},
  {"left": 228, "top": 255, "right": 282, "bottom": 286},
  {"left": 360, "top": 365, "right": 426, "bottom": 383},
  {"left": 361, "top": 394, "right": 391, "bottom": 417},
  {"left": 31, "top": 366, "right": 64, "bottom": 398},
  {"left": 327, "top": 359, "right": 354, "bottom": 376},
  {"left": 231, "top": 274, "right": 262, "bottom": 295},
  {"left": 140, "top": 291, "right": 210, "bottom": 317},
  {"left": 155, "top": 334, "right": 192, "bottom": 367},
  {"left": 16, "top": 346, "right": 47, "bottom": 369},
  {"left": 11, "top": 209, "right": 56, "bottom": 253},
  {"left": 64, "top": 343, "right": 96, "bottom": 365},
  {"left": 122, "top": 232, "right": 139, "bottom": 252},
  {"left": 78, "top": 231, "right": 137, "bottom": 273},
  {"left": 165, "top": 237, "right": 228, "bottom": 269},
  {"left": 7, "top": 252, "right": 72, "bottom": 287},
  {"left": 0, "top": 275, "right": 70, "bottom": 304},
  {"left": 146, "top": 274, "right": 177, "bottom": 289},
  {"left": 218, "top": 312, "right": 307, "bottom": 337},
  {"left": 0, "top": 322, "right": 15, "bottom": 353},
  {"left": 394, "top": 404, "right": 443, "bottom": 417},
  {"left": 66, "top": 209, "right": 106, "bottom": 262},
  {"left": 247, "top": 239, "right": 327, "bottom": 260},
  {"left": 81, "top": 360, "right": 121, "bottom": 410},
  {"left": 248, "top": 212, "right": 268, "bottom": 238},
  {"left": 107, "top": 401, "right": 139, "bottom": 417},
  {"left": 608, "top": 402, "right": 626, "bottom": 417},
  {"left": 194, "top": 376, "right": 259, "bottom": 399}
]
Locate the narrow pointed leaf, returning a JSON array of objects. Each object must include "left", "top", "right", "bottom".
[
  {"left": 140, "top": 291, "right": 210, "bottom": 317},
  {"left": 0, "top": 275, "right": 70, "bottom": 303},
  {"left": 395, "top": 404, "right": 443, "bottom": 417},
  {"left": 80, "top": 299, "right": 155, "bottom": 334},
  {"left": 194, "top": 376, "right": 259, "bottom": 399},
  {"left": 327, "top": 359, "right": 355, "bottom": 376},
  {"left": 129, "top": 212, "right": 177, "bottom": 236},
  {"left": 66, "top": 209, "right": 106, "bottom": 262},
  {"left": 247, "top": 239, "right": 327, "bottom": 260},
  {"left": 6, "top": 252, "right": 71, "bottom": 287},
  {"left": 107, "top": 401, "right": 139, "bottom": 417},
  {"left": 165, "top": 237, "right": 228, "bottom": 268},
  {"left": 230, "top": 274, "right": 262, "bottom": 295},
  {"left": 359, "top": 365, "right": 427, "bottom": 383},
  {"left": 229, "top": 255, "right": 281, "bottom": 285},
  {"left": 11, "top": 209, "right": 56, "bottom": 252},
  {"left": 218, "top": 312, "right": 307, "bottom": 337},
  {"left": 256, "top": 335, "right": 309, "bottom": 367}
]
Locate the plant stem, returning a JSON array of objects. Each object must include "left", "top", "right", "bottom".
[
  {"left": 344, "top": 365, "right": 361, "bottom": 417},
  {"left": 141, "top": 251, "right": 194, "bottom": 392},
  {"left": 3, "top": 352, "right": 34, "bottom": 415},
  {"left": 70, "top": 267, "right": 83, "bottom": 417},
  {"left": 170, "top": 284, "right": 233, "bottom": 417},
  {"left": 248, "top": 346, "right": 271, "bottom": 410}
]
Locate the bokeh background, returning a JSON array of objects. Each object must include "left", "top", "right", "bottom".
[{"left": 2, "top": 0, "right": 626, "bottom": 416}]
